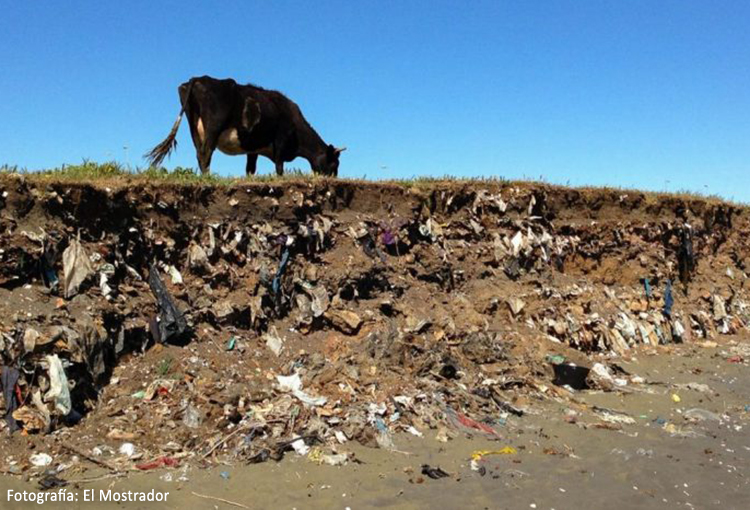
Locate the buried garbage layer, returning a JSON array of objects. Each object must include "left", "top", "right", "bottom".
[{"left": 0, "top": 173, "right": 749, "bottom": 479}]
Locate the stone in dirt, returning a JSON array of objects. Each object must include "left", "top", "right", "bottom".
[{"left": 327, "top": 310, "right": 362, "bottom": 334}]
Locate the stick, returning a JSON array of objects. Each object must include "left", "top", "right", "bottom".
[
  {"left": 202, "top": 424, "right": 249, "bottom": 459},
  {"left": 191, "top": 491, "right": 250, "bottom": 509},
  {"left": 67, "top": 472, "right": 127, "bottom": 484},
  {"left": 62, "top": 443, "right": 121, "bottom": 473}
]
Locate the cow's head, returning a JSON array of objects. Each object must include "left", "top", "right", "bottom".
[{"left": 314, "top": 145, "right": 346, "bottom": 176}]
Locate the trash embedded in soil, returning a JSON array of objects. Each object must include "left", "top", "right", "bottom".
[{"left": 0, "top": 176, "right": 748, "bottom": 484}]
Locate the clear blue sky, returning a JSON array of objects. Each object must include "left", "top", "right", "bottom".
[{"left": 1, "top": 1, "right": 748, "bottom": 200}]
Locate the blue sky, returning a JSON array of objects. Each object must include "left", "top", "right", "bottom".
[{"left": 1, "top": 1, "right": 748, "bottom": 200}]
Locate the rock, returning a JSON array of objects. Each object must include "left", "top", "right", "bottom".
[
  {"left": 712, "top": 295, "right": 727, "bottom": 321},
  {"left": 405, "top": 315, "right": 431, "bottom": 333},
  {"left": 320, "top": 452, "right": 349, "bottom": 466},
  {"left": 168, "top": 265, "right": 183, "bottom": 285},
  {"left": 304, "top": 265, "right": 318, "bottom": 283},
  {"left": 249, "top": 296, "right": 265, "bottom": 327},
  {"left": 551, "top": 320, "right": 567, "bottom": 336},
  {"left": 607, "top": 329, "right": 631, "bottom": 354},
  {"left": 23, "top": 328, "right": 41, "bottom": 353},
  {"left": 294, "top": 293, "right": 314, "bottom": 327},
  {"left": 13, "top": 405, "right": 48, "bottom": 432},
  {"left": 187, "top": 242, "right": 210, "bottom": 271},
  {"left": 212, "top": 300, "right": 236, "bottom": 323},
  {"left": 629, "top": 299, "right": 648, "bottom": 313},
  {"left": 107, "top": 429, "right": 137, "bottom": 440},
  {"left": 327, "top": 310, "right": 363, "bottom": 334},
  {"left": 507, "top": 297, "right": 526, "bottom": 316},
  {"left": 587, "top": 362, "right": 615, "bottom": 391}
]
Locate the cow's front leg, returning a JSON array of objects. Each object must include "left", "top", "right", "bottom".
[
  {"left": 272, "top": 139, "right": 288, "bottom": 177},
  {"left": 246, "top": 154, "right": 258, "bottom": 176}
]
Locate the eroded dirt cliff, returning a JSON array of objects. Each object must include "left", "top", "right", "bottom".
[{"left": 1, "top": 174, "right": 748, "bottom": 477}]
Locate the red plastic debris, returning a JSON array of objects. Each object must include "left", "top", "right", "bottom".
[
  {"left": 135, "top": 456, "right": 179, "bottom": 470},
  {"left": 445, "top": 407, "right": 500, "bottom": 437}
]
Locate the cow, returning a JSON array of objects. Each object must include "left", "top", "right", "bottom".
[{"left": 145, "top": 76, "right": 345, "bottom": 176}]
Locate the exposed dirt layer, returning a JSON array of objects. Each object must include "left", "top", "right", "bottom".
[{"left": 1, "top": 174, "right": 749, "bottom": 485}]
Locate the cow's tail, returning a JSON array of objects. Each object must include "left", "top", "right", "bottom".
[{"left": 144, "top": 79, "right": 195, "bottom": 168}]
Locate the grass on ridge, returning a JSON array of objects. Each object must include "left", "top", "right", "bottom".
[
  {"left": 0, "top": 160, "right": 311, "bottom": 185},
  {"left": 0, "top": 160, "right": 741, "bottom": 206},
  {"left": 0, "top": 160, "right": 509, "bottom": 187}
]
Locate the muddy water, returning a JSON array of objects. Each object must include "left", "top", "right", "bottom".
[{"left": 3, "top": 342, "right": 749, "bottom": 510}]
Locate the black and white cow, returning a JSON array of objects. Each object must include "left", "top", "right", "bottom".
[{"left": 145, "top": 76, "right": 345, "bottom": 176}]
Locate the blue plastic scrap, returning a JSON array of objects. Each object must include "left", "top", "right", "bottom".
[
  {"left": 1, "top": 366, "right": 21, "bottom": 432},
  {"left": 272, "top": 247, "right": 291, "bottom": 296},
  {"left": 663, "top": 279, "right": 673, "bottom": 317}
]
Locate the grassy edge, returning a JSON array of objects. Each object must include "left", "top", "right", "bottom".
[{"left": 0, "top": 160, "right": 740, "bottom": 206}]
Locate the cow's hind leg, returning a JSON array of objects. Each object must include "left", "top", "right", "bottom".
[
  {"left": 274, "top": 160, "right": 284, "bottom": 176},
  {"left": 246, "top": 154, "right": 258, "bottom": 176},
  {"left": 185, "top": 117, "right": 202, "bottom": 161},
  {"left": 187, "top": 115, "right": 211, "bottom": 174},
  {"left": 197, "top": 143, "right": 218, "bottom": 175},
  {"left": 197, "top": 149, "right": 211, "bottom": 175},
  {"left": 195, "top": 119, "right": 220, "bottom": 175}
]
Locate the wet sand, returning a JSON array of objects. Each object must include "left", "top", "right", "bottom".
[{"left": 3, "top": 340, "right": 749, "bottom": 509}]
